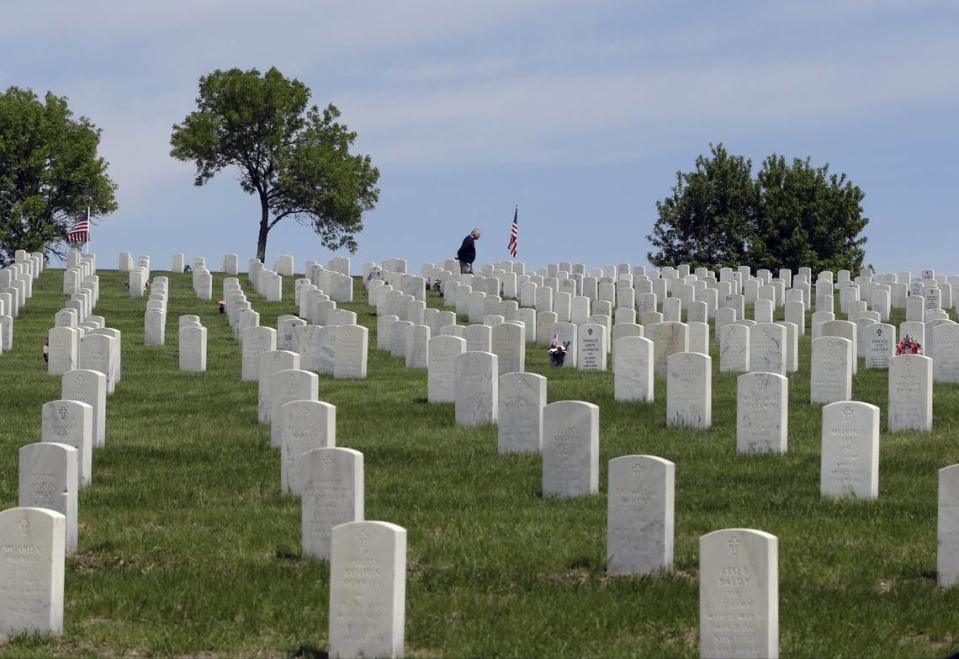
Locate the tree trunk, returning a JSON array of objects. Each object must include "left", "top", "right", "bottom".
[{"left": 256, "top": 193, "right": 270, "bottom": 263}]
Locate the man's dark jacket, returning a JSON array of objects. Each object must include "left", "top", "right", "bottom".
[{"left": 457, "top": 235, "right": 476, "bottom": 264}]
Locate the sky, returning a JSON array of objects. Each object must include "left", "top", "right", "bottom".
[{"left": 2, "top": 0, "right": 958, "bottom": 275}]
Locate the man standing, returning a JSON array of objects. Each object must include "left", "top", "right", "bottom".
[{"left": 456, "top": 228, "right": 481, "bottom": 274}]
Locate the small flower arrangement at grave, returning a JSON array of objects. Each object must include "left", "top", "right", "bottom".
[
  {"left": 548, "top": 334, "right": 569, "bottom": 366},
  {"left": 896, "top": 335, "right": 922, "bottom": 355}
]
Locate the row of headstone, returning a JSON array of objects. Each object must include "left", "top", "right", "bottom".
[
  {"left": 247, "top": 259, "right": 283, "bottom": 302},
  {"left": 0, "top": 253, "right": 47, "bottom": 355},
  {"left": 126, "top": 255, "right": 150, "bottom": 298},
  {"left": 307, "top": 261, "right": 353, "bottom": 304},
  {"left": 178, "top": 315, "right": 208, "bottom": 372},
  {"left": 190, "top": 257, "right": 213, "bottom": 300},
  {"left": 4, "top": 251, "right": 120, "bottom": 639},
  {"left": 216, "top": 258, "right": 410, "bottom": 657},
  {"left": 144, "top": 276, "right": 168, "bottom": 346}
]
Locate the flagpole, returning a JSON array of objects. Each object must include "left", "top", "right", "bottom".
[{"left": 84, "top": 206, "right": 91, "bottom": 255}]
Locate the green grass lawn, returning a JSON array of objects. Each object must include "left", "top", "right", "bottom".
[{"left": 0, "top": 267, "right": 957, "bottom": 658}]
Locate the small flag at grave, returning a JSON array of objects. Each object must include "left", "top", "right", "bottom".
[
  {"left": 507, "top": 206, "right": 518, "bottom": 258},
  {"left": 67, "top": 208, "right": 91, "bottom": 244}
]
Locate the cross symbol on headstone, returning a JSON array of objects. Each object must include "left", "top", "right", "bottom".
[
  {"left": 17, "top": 515, "right": 30, "bottom": 537},
  {"left": 727, "top": 536, "right": 741, "bottom": 557},
  {"left": 587, "top": 328, "right": 594, "bottom": 336},
  {"left": 357, "top": 530, "right": 369, "bottom": 550}
]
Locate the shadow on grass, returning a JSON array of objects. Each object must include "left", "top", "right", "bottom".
[
  {"left": 289, "top": 643, "right": 328, "bottom": 659},
  {"left": 275, "top": 546, "right": 301, "bottom": 561}
]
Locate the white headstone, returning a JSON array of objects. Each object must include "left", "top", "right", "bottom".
[
  {"left": 613, "top": 336, "right": 654, "bottom": 402},
  {"left": 719, "top": 323, "right": 750, "bottom": 373},
  {"left": 498, "top": 372, "right": 546, "bottom": 454},
  {"left": 749, "top": 323, "right": 786, "bottom": 376},
  {"left": 737, "top": 372, "right": 787, "bottom": 454},
  {"left": 577, "top": 323, "right": 607, "bottom": 371},
  {"left": 47, "top": 327, "right": 79, "bottom": 376},
  {"left": 932, "top": 323, "right": 959, "bottom": 383},
  {"left": 888, "top": 354, "right": 933, "bottom": 432},
  {"left": 405, "top": 324, "right": 430, "bottom": 369},
  {"left": 334, "top": 325, "right": 368, "bottom": 379},
  {"left": 810, "top": 337, "right": 852, "bottom": 404},
  {"left": 281, "top": 400, "right": 336, "bottom": 495},
  {"left": 821, "top": 401, "right": 880, "bottom": 499},
  {"left": 938, "top": 464, "right": 959, "bottom": 587},
  {"left": 864, "top": 323, "right": 895, "bottom": 370},
  {"left": 542, "top": 401, "right": 599, "bottom": 499},
  {"left": 258, "top": 350, "right": 301, "bottom": 423},
  {"left": 75, "top": 333, "right": 114, "bottom": 396},
  {"left": 426, "top": 335, "right": 466, "bottom": 403},
  {"left": 607, "top": 455, "right": 674, "bottom": 575},
  {"left": 302, "top": 447, "right": 363, "bottom": 561},
  {"left": 0, "top": 507, "right": 66, "bottom": 638},
  {"left": 699, "top": 528, "right": 778, "bottom": 659},
  {"left": 61, "top": 369, "right": 106, "bottom": 448},
  {"left": 491, "top": 322, "right": 525, "bottom": 375},
  {"left": 241, "top": 327, "right": 277, "bottom": 381},
  {"left": 464, "top": 324, "right": 492, "bottom": 354},
  {"left": 666, "top": 352, "right": 711, "bottom": 429},
  {"left": 821, "top": 319, "right": 858, "bottom": 375},
  {"left": 40, "top": 399, "right": 93, "bottom": 489},
  {"left": 144, "top": 309, "right": 166, "bottom": 345},
  {"left": 454, "top": 352, "right": 498, "bottom": 426},
  {"left": 18, "top": 443, "right": 78, "bottom": 553},
  {"left": 269, "top": 369, "right": 319, "bottom": 448},
  {"left": 328, "top": 521, "right": 405, "bottom": 659},
  {"left": 653, "top": 322, "right": 689, "bottom": 378}
]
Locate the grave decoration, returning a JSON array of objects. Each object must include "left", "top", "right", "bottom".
[
  {"left": 896, "top": 335, "right": 922, "bottom": 355},
  {"left": 548, "top": 334, "right": 569, "bottom": 366}
]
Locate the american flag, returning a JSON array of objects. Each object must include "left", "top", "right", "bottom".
[
  {"left": 67, "top": 209, "right": 90, "bottom": 244},
  {"left": 507, "top": 206, "right": 518, "bottom": 258}
]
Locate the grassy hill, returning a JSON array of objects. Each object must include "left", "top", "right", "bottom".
[{"left": 0, "top": 267, "right": 957, "bottom": 657}]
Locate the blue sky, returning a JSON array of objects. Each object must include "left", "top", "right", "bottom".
[{"left": 3, "top": 1, "right": 957, "bottom": 274}]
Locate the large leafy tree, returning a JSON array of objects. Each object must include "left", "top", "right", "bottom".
[
  {"left": 647, "top": 144, "right": 868, "bottom": 273},
  {"left": 647, "top": 144, "right": 756, "bottom": 269},
  {"left": 170, "top": 67, "right": 380, "bottom": 262},
  {"left": 0, "top": 87, "right": 118, "bottom": 264},
  {"left": 752, "top": 155, "right": 868, "bottom": 273}
]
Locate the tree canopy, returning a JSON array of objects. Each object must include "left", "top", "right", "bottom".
[
  {"left": 647, "top": 144, "right": 868, "bottom": 273},
  {"left": 0, "top": 86, "right": 117, "bottom": 264},
  {"left": 170, "top": 67, "right": 380, "bottom": 263}
]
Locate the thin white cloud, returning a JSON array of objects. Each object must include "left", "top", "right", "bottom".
[{"left": 334, "top": 25, "right": 959, "bottom": 169}]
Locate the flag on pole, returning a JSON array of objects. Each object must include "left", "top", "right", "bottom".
[
  {"left": 67, "top": 208, "right": 91, "bottom": 244},
  {"left": 507, "top": 206, "right": 518, "bottom": 258}
]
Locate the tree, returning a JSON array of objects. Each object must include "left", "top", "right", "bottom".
[
  {"left": 647, "top": 144, "right": 756, "bottom": 269},
  {"left": 170, "top": 67, "right": 380, "bottom": 263},
  {"left": 647, "top": 144, "right": 869, "bottom": 273},
  {"left": 0, "top": 87, "right": 118, "bottom": 264},
  {"left": 752, "top": 155, "right": 868, "bottom": 274}
]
